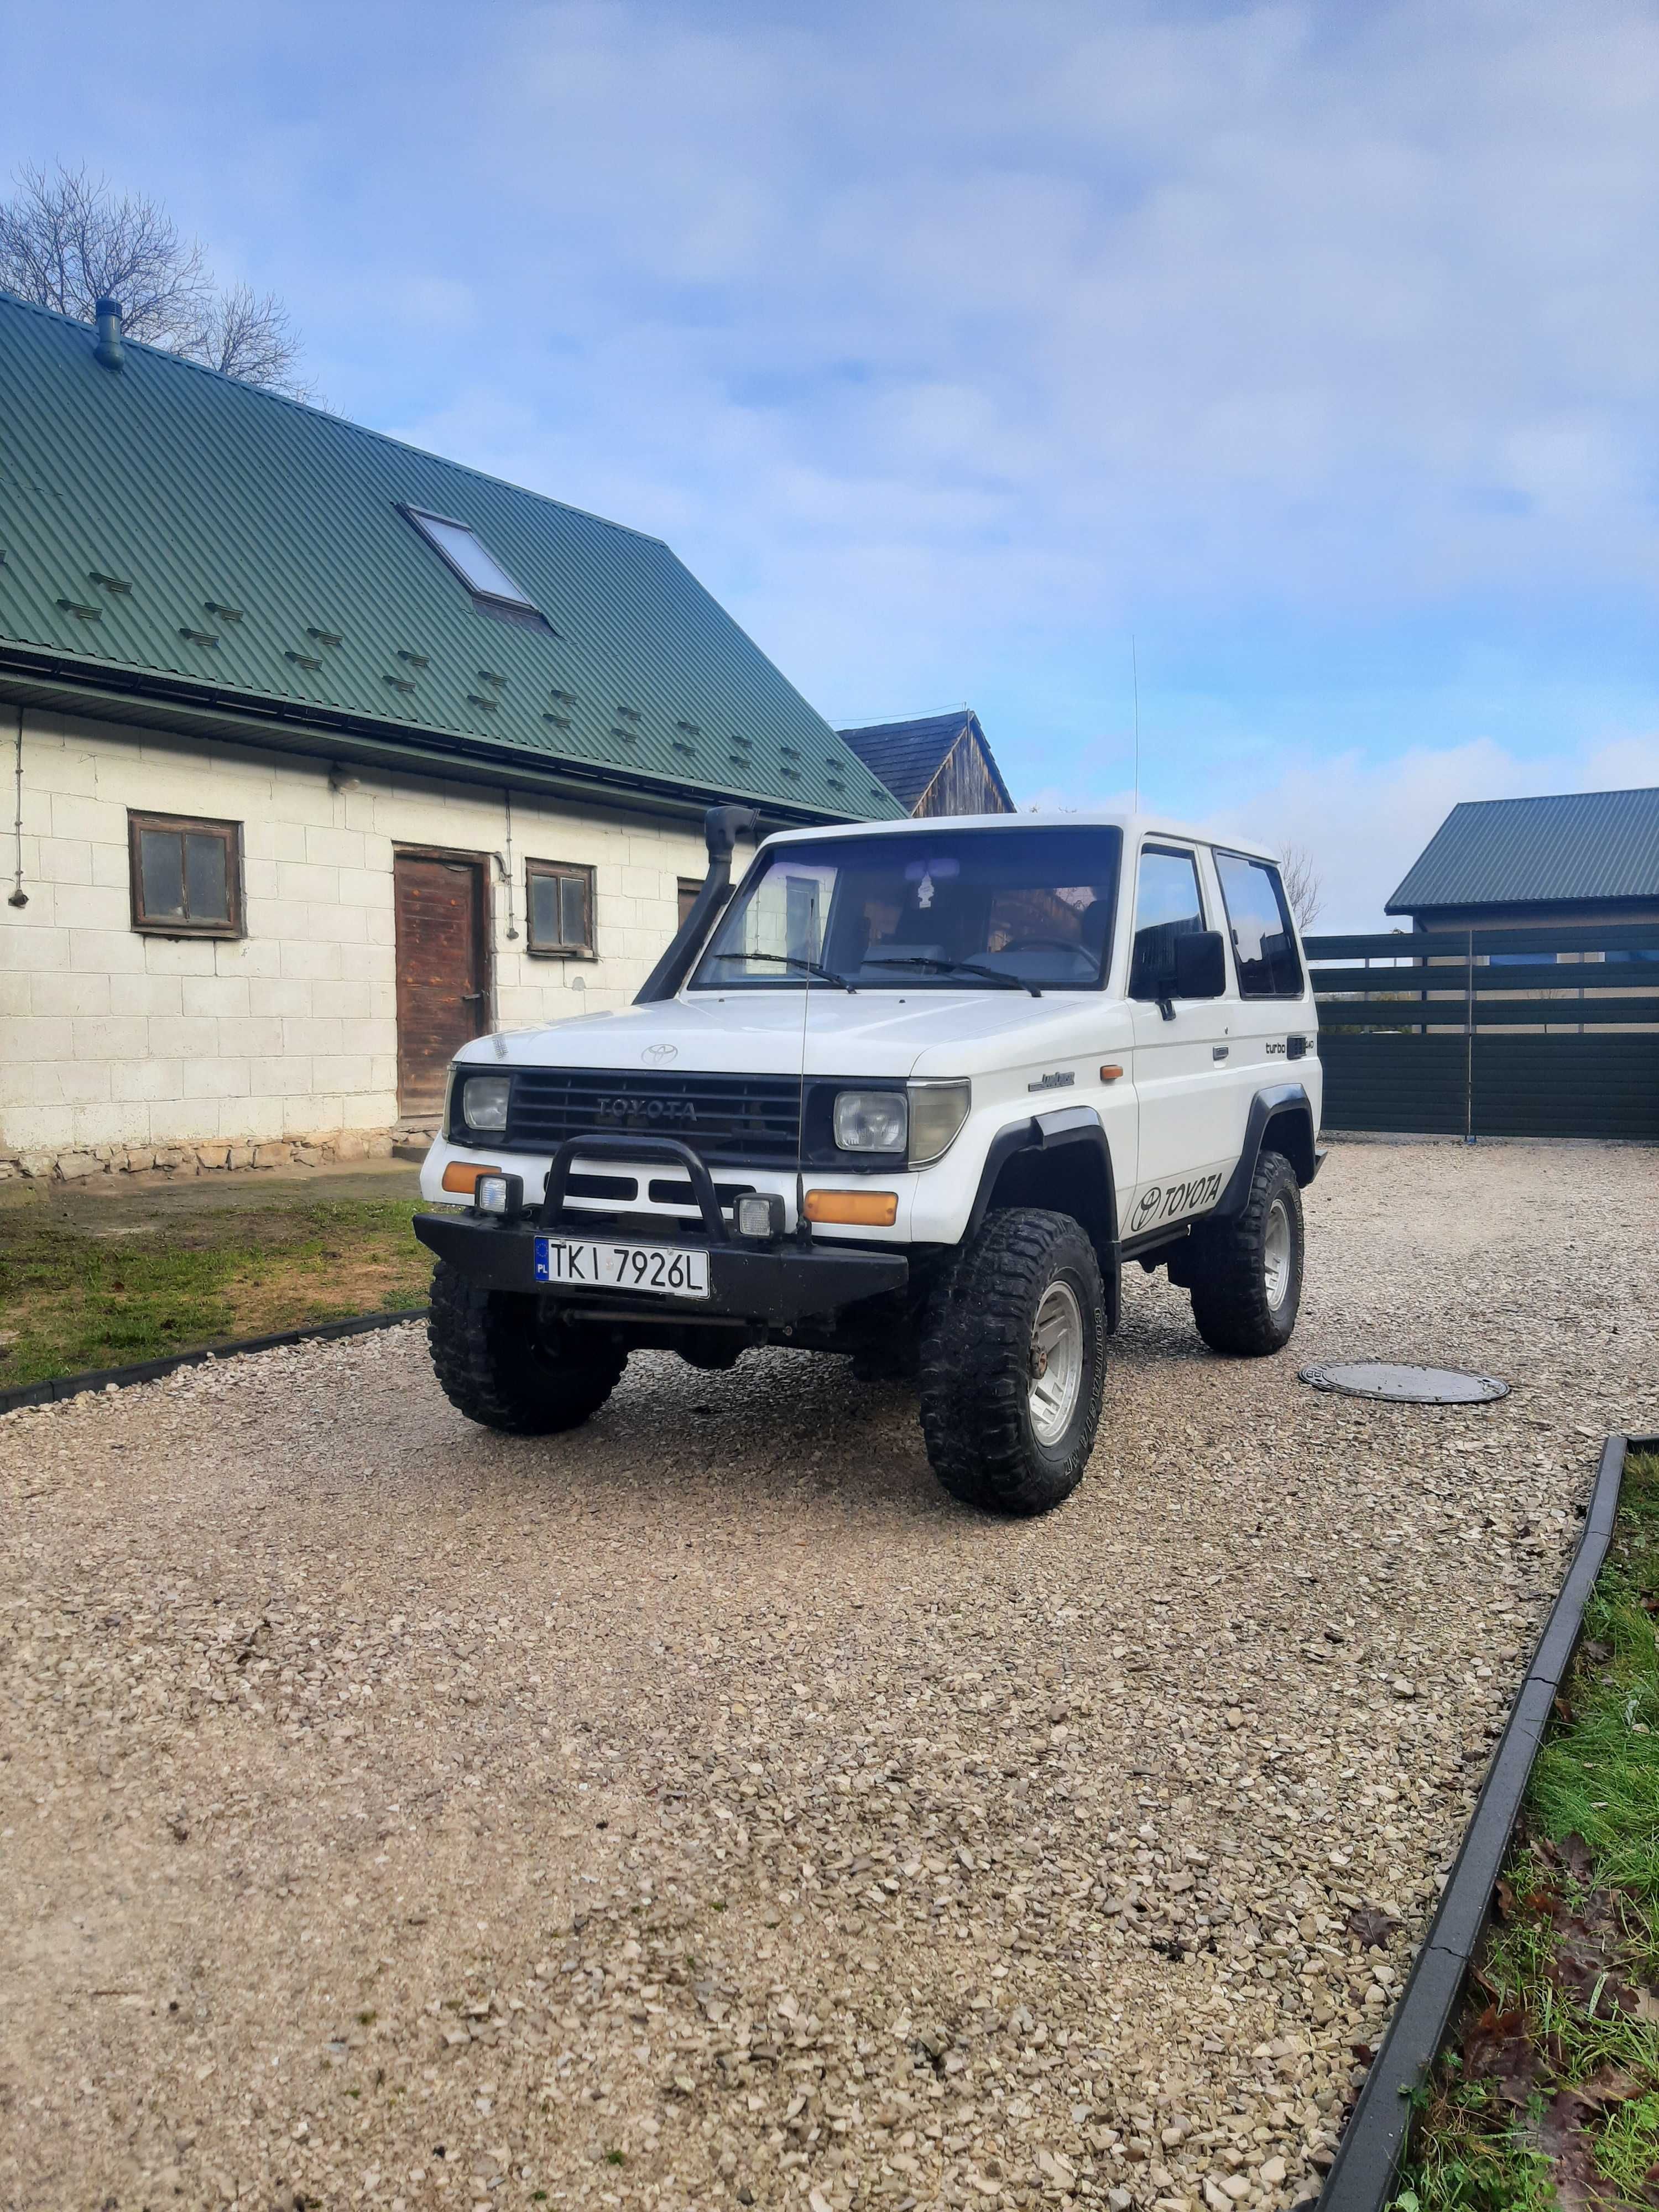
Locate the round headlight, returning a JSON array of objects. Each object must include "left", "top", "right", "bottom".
[
  {"left": 833, "top": 1089, "right": 907, "bottom": 1153},
  {"left": 461, "top": 1073, "right": 512, "bottom": 1131}
]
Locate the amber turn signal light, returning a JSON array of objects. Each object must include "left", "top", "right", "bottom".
[
  {"left": 441, "top": 1160, "right": 503, "bottom": 1194},
  {"left": 804, "top": 1188, "right": 899, "bottom": 1227},
  {"left": 1099, "top": 1064, "right": 1124, "bottom": 1082}
]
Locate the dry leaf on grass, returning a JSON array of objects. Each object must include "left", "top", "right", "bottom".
[
  {"left": 1527, "top": 2070, "right": 1657, "bottom": 2212},
  {"left": 1460, "top": 2006, "right": 1545, "bottom": 2108},
  {"left": 1531, "top": 2091, "right": 1618, "bottom": 2212}
]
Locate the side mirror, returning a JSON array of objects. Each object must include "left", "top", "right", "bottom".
[{"left": 1173, "top": 928, "right": 1227, "bottom": 999}]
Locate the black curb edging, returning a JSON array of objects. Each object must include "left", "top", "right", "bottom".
[
  {"left": 1316, "top": 1429, "right": 1656, "bottom": 2212},
  {"left": 0, "top": 1307, "right": 429, "bottom": 1416}
]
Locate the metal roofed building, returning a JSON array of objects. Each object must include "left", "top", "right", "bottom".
[
  {"left": 0, "top": 290, "right": 902, "bottom": 1177},
  {"left": 1386, "top": 787, "right": 1659, "bottom": 930},
  {"left": 836, "top": 708, "right": 1014, "bottom": 818},
  {"left": 1383, "top": 786, "right": 1659, "bottom": 1037}
]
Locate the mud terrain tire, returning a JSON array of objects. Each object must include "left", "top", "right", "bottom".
[
  {"left": 1187, "top": 1149, "right": 1304, "bottom": 1356},
  {"left": 427, "top": 1261, "right": 627, "bottom": 1433},
  {"left": 919, "top": 1208, "right": 1105, "bottom": 1516}
]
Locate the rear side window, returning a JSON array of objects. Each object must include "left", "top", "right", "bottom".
[
  {"left": 1215, "top": 852, "right": 1303, "bottom": 998},
  {"left": 1129, "top": 847, "right": 1205, "bottom": 999}
]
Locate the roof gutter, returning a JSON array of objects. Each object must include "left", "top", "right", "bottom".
[
  {"left": 1390, "top": 898, "right": 1659, "bottom": 922},
  {"left": 0, "top": 644, "right": 855, "bottom": 832}
]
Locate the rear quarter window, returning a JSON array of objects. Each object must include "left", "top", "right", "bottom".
[{"left": 1215, "top": 853, "right": 1304, "bottom": 998}]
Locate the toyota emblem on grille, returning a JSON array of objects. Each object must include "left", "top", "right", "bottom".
[
  {"left": 599, "top": 1095, "right": 697, "bottom": 1122},
  {"left": 641, "top": 1043, "right": 678, "bottom": 1065}
]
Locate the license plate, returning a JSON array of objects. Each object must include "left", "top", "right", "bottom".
[{"left": 534, "top": 1237, "right": 711, "bottom": 1299}]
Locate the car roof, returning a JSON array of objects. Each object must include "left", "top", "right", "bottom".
[{"left": 760, "top": 809, "right": 1279, "bottom": 864}]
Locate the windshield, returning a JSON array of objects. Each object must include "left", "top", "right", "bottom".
[{"left": 690, "top": 826, "right": 1123, "bottom": 992}]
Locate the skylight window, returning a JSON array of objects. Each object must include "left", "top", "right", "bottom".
[{"left": 400, "top": 505, "right": 546, "bottom": 624}]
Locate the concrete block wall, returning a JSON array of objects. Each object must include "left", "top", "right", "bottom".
[{"left": 0, "top": 705, "right": 712, "bottom": 1175}]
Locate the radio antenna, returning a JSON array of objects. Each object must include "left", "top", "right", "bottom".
[
  {"left": 795, "top": 883, "right": 816, "bottom": 1245},
  {"left": 1131, "top": 632, "right": 1140, "bottom": 813}
]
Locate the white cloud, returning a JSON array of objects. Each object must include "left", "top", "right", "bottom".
[
  {"left": 1198, "top": 731, "right": 1659, "bottom": 930},
  {"left": 1005, "top": 732, "right": 1659, "bottom": 930},
  {"left": 9, "top": 0, "right": 1659, "bottom": 808},
  {"left": 265, "top": 0, "right": 1659, "bottom": 676}
]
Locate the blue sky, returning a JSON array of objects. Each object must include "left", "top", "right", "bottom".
[{"left": 9, "top": 0, "right": 1659, "bottom": 924}]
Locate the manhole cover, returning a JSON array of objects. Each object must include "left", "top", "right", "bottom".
[{"left": 1298, "top": 1361, "right": 1509, "bottom": 1405}]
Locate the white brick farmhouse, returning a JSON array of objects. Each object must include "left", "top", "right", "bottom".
[{"left": 0, "top": 294, "right": 900, "bottom": 1180}]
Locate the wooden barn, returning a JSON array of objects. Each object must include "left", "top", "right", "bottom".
[{"left": 836, "top": 709, "right": 1014, "bottom": 818}]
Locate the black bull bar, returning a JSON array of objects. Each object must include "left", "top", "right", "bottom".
[{"left": 413, "top": 1134, "right": 909, "bottom": 1328}]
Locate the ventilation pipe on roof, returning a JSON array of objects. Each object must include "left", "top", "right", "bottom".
[{"left": 93, "top": 298, "right": 124, "bottom": 372}]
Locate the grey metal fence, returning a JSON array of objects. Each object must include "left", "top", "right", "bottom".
[{"left": 1303, "top": 924, "right": 1659, "bottom": 1141}]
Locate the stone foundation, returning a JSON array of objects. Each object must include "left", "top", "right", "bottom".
[{"left": 0, "top": 1128, "right": 436, "bottom": 1182}]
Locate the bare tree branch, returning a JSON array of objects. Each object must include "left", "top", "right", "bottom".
[
  {"left": 0, "top": 163, "right": 208, "bottom": 341},
  {"left": 1277, "top": 841, "right": 1325, "bottom": 930},
  {"left": 191, "top": 283, "right": 314, "bottom": 400},
  {"left": 0, "top": 161, "right": 314, "bottom": 398}
]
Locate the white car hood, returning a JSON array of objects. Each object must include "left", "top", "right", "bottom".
[{"left": 458, "top": 988, "right": 1124, "bottom": 1081}]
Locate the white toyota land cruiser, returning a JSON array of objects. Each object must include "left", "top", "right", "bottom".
[{"left": 415, "top": 806, "right": 1323, "bottom": 1516}]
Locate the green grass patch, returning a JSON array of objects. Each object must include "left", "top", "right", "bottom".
[
  {"left": 0, "top": 1192, "right": 434, "bottom": 1389},
  {"left": 1392, "top": 1449, "right": 1659, "bottom": 2211}
]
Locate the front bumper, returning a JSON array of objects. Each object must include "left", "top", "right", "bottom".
[{"left": 413, "top": 1211, "right": 909, "bottom": 1327}]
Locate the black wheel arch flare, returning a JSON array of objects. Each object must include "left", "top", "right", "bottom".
[
  {"left": 1212, "top": 1082, "right": 1321, "bottom": 1217},
  {"left": 963, "top": 1083, "right": 1320, "bottom": 1335},
  {"left": 967, "top": 1107, "right": 1120, "bottom": 1333}
]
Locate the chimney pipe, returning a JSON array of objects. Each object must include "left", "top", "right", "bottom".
[{"left": 93, "top": 297, "right": 124, "bottom": 371}]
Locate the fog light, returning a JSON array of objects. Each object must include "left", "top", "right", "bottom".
[
  {"left": 735, "top": 1192, "right": 785, "bottom": 1240},
  {"left": 475, "top": 1172, "right": 523, "bottom": 1218}
]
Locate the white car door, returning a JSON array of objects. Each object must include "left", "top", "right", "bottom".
[{"left": 1124, "top": 841, "right": 1237, "bottom": 1237}]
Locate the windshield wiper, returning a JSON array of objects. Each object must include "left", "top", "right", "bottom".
[
  {"left": 864, "top": 954, "right": 1042, "bottom": 998},
  {"left": 706, "top": 950, "right": 858, "bottom": 993}
]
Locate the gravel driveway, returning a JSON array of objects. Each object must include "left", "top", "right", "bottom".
[{"left": 4, "top": 1139, "right": 1655, "bottom": 2212}]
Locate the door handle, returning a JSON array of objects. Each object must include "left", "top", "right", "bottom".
[
  {"left": 1212, "top": 1045, "right": 1229, "bottom": 1061},
  {"left": 462, "top": 991, "right": 485, "bottom": 1004}
]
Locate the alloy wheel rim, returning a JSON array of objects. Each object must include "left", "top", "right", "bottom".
[
  {"left": 1264, "top": 1196, "right": 1292, "bottom": 1310},
  {"left": 1028, "top": 1280, "right": 1085, "bottom": 1446}
]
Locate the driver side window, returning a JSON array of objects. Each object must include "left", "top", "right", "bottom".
[{"left": 1129, "top": 847, "right": 1204, "bottom": 1000}]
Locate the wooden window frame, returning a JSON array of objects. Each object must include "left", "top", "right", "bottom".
[
  {"left": 128, "top": 811, "right": 244, "bottom": 938},
  {"left": 677, "top": 876, "right": 706, "bottom": 930},
  {"left": 525, "top": 859, "right": 597, "bottom": 958}
]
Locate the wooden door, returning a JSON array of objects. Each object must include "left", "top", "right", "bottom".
[{"left": 394, "top": 851, "right": 489, "bottom": 1119}]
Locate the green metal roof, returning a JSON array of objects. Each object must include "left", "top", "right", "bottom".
[
  {"left": 1386, "top": 787, "right": 1659, "bottom": 913},
  {"left": 0, "top": 291, "right": 902, "bottom": 824}
]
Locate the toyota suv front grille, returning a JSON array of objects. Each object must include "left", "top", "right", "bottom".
[{"left": 503, "top": 1068, "right": 804, "bottom": 1166}]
